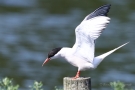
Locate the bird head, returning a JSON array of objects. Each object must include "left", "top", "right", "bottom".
[{"left": 42, "top": 47, "right": 62, "bottom": 66}]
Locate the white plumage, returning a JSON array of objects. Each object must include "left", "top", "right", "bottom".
[
  {"left": 42, "top": 4, "right": 129, "bottom": 79},
  {"left": 72, "top": 16, "right": 110, "bottom": 64}
]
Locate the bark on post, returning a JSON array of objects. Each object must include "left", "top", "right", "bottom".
[{"left": 63, "top": 77, "right": 91, "bottom": 90}]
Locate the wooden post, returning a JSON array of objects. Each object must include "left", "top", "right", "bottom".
[{"left": 63, "top": 77, "right": 91, "bottom": 90}]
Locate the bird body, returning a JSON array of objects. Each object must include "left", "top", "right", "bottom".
[
  {"left": 55, "top": 47, "right": 95, "bottom": 71},
  {"left": 42, "top": 4, "right": 129, "bottom": 79},
  {"left": 49, "top": 42, "right": 129, "bottom": 71}
]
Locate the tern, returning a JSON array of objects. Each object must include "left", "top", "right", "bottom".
[{"left": 42, "top": 4, "right": 129, "bottom": 79}]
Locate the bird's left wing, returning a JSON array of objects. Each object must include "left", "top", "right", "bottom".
[{"left": 72, "top": 4, "right": 111, "bottom": 63}]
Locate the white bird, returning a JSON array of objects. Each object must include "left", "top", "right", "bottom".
[{"left": 42, "top": 4, "right": 129, "bottom": 79}]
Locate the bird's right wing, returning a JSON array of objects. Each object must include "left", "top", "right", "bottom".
[{"left": 72, "top": 4, "right": 111, "bottom": 63}]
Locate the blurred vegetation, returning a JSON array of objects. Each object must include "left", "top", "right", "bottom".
[
  {"left": 110, "top": 81, "right": 133, "bottom": 90},
  {"left": 29, "top": 81, "right": 43, "bottom": 90},
  {"left": 0, "top": 77, "right": 19, "bottom": 90},
  {"left": 0, "top": 77, "right": 43, "bottom": 90},
  {"left": 0, "top": 77, "right": 133, "bottom": 90}
]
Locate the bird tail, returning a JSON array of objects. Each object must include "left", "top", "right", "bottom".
[{"left": 93, "top": 42, "right": 129, "bottom": 68}]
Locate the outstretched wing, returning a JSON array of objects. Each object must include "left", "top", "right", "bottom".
[{"left": 72, "top": 4, "right": 111, "bottom": 63}]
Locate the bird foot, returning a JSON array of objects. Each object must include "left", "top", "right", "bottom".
[
  {"left": 72, "top": 75, "right": 79, "bottom": 79},
  {"left": 72, "top": 71, "right": 80, "bottom": 79}
]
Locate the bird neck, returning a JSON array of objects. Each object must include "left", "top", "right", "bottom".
[
  {"left": 52, "top": 47, "right": 72, "bottom": 59},
  {"left": 59, "top": 47, "right": 72, "bottom": 57}
]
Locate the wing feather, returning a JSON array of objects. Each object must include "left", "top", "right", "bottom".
[{"left": 72, "top": 5, "right": 111, "bottom": 63}]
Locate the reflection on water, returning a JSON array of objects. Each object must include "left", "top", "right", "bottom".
[{"left": 0, "top": 0, "right": 135, "bottom": 90}]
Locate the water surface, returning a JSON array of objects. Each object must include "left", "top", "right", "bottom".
[{"left": 0, "top": 0, "right": 135, "bottom": 90}]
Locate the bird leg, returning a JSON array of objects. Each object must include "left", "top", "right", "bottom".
[{"left": 73, "top": 71, "right": 80, "bottom": 79}]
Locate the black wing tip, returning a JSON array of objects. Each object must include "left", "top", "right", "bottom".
[
  {"left": 100, "top": 4, "right": 111, "bottom": 11},
  {"left": 94, "top": 4, "right": 111, "bottom": 16},
  {"left": 98, "top": 4, "right": 111, "bottom": 16},
  {"left": 86, "top": 4, "right": 111, "bottom": 20}
]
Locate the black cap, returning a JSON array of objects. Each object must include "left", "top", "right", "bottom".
[{"left": 48, "top": 47, "right": 62, "bottom": 58}]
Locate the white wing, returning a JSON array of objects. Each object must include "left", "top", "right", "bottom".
[{"left": 72, "top": 4, "right": 111, "bottom": 63}]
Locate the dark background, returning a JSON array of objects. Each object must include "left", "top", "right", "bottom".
[{"left": 0, "top": 0, "right": 135, "bottom": 90}]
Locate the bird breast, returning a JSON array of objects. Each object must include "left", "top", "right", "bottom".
[{"left": 64, "top": 55, "right": 94, "bottom": 70}]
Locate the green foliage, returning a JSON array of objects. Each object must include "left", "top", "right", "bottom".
[
  {"left": 110, "top": 81, "right": 133, "bottom": 90},
  {"left": 0, "top": 77, "right": 43, "bottom": 90},
  {"left": 0, "top": 77, "right": 19, "bottom": 90},
  {"left": 0, "top": 77, "right": 134, "bottom": 90},
  {"left": 29, "top": 81, "right": 43, "bottom": 90}
]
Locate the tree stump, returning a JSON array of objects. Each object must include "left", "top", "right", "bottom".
[{"left": 63, "top": 77, "right": 91, "bottom": 90}]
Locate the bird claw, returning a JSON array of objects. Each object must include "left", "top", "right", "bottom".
[
  {"left": 72, "top": 76, "right": 79, "bottom": 79},
  {"left": 72, "top": 71, "right": 80, "bottom": 79}
]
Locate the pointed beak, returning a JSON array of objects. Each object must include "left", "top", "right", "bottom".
[{"left": 42, "top": 58, "right": 50, "bottom": 66}]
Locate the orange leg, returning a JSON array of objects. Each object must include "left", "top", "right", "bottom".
[{"left": 73, "top": 71, "right": 80, "bottom": 79}]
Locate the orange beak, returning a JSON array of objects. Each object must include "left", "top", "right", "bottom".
[{"left": 42, "top": 58, "right": 50, "bottom": 66}]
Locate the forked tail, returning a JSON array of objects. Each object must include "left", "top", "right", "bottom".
[{"left": 93, "top": 42, "right": 129, "bottom": 68}]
